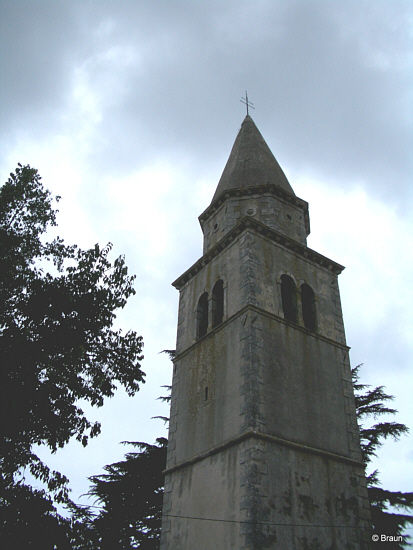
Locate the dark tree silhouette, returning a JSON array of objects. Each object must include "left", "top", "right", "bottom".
[
  {"left": 0, "top": 164, "right": 145, "bottom": 547},
  {"left": 353, "top": 365, "right": 413, "bottom": 548},
  {"left": 79, "top": 352, "right": 173, "bottom": 549},
  {"left": 86, "top": 438, "right": 167, "bottom": 549}
]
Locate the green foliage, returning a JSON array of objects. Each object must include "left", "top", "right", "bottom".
[
  {"left": 1, "top": 483, "right": 72, "bottom": 549},
  {"left": 352, "top": 365, "right": 413, "bottom": 547},
  {"left": 0, "top": 164, "right": 145, "bottom": 545},
  {"left": 78, "top": 356, "right": 173, "bottom": 549},
  {"left": 75, "top": 365, "right": 412, "bottom": 549},
  {"left": 86, "top": 438, "right": 167, "bottom": 549}
]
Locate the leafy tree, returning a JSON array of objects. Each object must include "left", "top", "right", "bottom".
[
  {"left": 0, "top": 483, "right": 73, "bottom": 549},
  {"left": 0, "top": 164, "right": 145, "bottom": 546},
  {"left": 353, "top": 365, "right": 413, "bottom": 547}
]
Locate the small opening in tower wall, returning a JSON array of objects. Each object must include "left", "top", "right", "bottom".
[
  {"left": 212, "top": 279, "right": 224, "bottom": 328},
  {"left": 301, "top": 283, "right": 317, "bottom": 331},
  {"left": 196, "top": 292, "right": 208, "bottom": 339},
  {"left": 204, "top": 386, "right": 208, "bottom": 401},
  {"left": 281, "top": 275, "right": 298, "bottom": 323}
]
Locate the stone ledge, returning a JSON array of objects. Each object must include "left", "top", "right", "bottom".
[
  {"left": 174, "top": 303, "right": 350, "bottom": 363},
  {"left": 163, "top": 429, "right": 365, "bottom": 476},
  {"left": 172, "top": 216, "right": 344, "bottom": 290}
]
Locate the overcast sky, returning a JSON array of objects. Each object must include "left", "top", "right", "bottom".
[{"left": 1, "top": 0, "right": 412, "bottom": 518}]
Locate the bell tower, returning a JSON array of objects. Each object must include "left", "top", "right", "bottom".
[{"left": 161, "top": 116, "right": 371, "bottom": 549}]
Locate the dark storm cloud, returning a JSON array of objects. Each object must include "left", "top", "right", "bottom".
[
  {"left": 1, "top": 0, "right": 411, "bottom": 206},
  {"left": 88, "top": 0, "right": 413, "bottom": 204},
  {"left": 0, "top": 1, "right": 83, "bottom": 133}
]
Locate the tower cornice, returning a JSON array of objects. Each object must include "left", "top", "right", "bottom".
[
  {"left": 173, "top": 303, "right": 350, "bottom": 365},
  {"left": 173, "top": 215, "right": 344, "bottom": 290}
]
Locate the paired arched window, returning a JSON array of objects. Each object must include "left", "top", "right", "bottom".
[
  {"left": 196, "top": 292, "right": 209, "bottom": 339},
  {"left": 212, "top": 279, "right": 224, "bottom": 328},
  {"left": 280, "top": 275, "right": 317, "bottom": 331},
  {"left": 196, "top": 279, "right": 225, "bottom": 340},
  {"left": 196, "top": 277, "right": 316, "bottom": 338},
  {"left": 281, "top": 275, "right": 298, "bottom": 323},
  {"left": 301, "top": 283, "right": 317, "bottom": 331}
]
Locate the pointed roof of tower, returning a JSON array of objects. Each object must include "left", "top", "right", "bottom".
[{"left": 211, "top": 115, "right": 295, "bottom": 203}]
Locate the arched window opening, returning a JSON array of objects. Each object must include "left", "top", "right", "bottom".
[
  {"left": 196, "top": 292, "right": 208, "bottom": 339},
  {"left": 281, "top": 275, "right": 297, "bottom": 323},
  {"left": 212, "top": 279, "right": 224, "bottom": 328},
  {"left": 301, "top": 283, "right": 317, "bottom": 331}
]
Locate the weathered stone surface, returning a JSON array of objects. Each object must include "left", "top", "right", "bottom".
[
  {"left": 212, "top": 115, "right": 295, "bottom": 201},
  {"left": 160, "top": 117, "right": 371, "bottom": 549}
]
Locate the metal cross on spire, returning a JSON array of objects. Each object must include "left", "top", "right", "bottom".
[{"left": 240, "top": 92, "right": 255, "bottom": 116}]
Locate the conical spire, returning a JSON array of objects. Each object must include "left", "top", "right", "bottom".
[{"left": 211, "top": 115, "right": 294, "bottom": 203}]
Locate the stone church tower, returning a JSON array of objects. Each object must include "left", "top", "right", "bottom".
[{"left": 161, "top": 116, "right": 371, "bottom": 549}]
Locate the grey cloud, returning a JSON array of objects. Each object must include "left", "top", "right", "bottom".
[
  {"left": 89, "top": 2, "right": 413, "bottom": 204},
  {"left": 1, "top": 1, "right": 411, "bottom": 208},
  {"left": 0, "top": 1, "right": 82, "bottom": 133}
]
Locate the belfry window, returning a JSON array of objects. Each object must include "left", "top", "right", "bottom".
[
  {"left": 301, "top": 283, "right": 317, "bottom": 331},
  {"left": 196, "top": 292, "right": 209, "bottom": 339},
  {"left": 212, "top": 279, "right": 224, "bottom": 328},
  {"left": 281, "top": 275, "right": 297, "bottom": 323}
]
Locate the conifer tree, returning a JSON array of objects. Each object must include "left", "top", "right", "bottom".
[
  {"left": 80, "top": 354, "right": 173, "bottom": 549},
  {"left": 352, "top": 365, "right": 413, "bottom": 547},
  {"left": 86, "top": 438, "right": 167, "bottom": 549}
]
